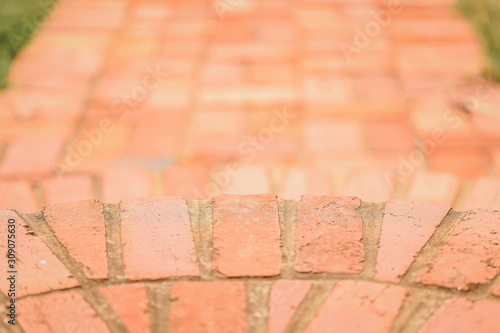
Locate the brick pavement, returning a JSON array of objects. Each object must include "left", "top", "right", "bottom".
[
  {"left": 0, "top": 195, "right": 499, "bottom": 332},
  {"left": 0, "top": 0, "right": 499, "bottom": 212}
]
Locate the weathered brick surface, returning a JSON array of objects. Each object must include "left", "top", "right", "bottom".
[
  {"left": 44, "top": 200, "right": 108, "bottom": 279},
  {"left": 295, "top": 196, "right": 364, "bottom": 274},
  {"left": 212, "top": 194, "right": 281, "bottom": 277},
  {"left": 120, "top": 197, "right": 199, "bottom": 280},
  {"left": 1, "top": 196, "right": 500, "bottom": 332},
  {"left": 268, "top": 280, "right": 312, "bottom": 333},
  {"left": 375, "top": 200, "right": 449, "bottom": 283},
  {"left": 99, "top": 283, "right": 150, "bottom": 333},
  {"left": 17, "top": 292, "right": 110, "bottom": 333},
  {"left": 306, "top": 280, "right": 408, "bottom": 333},
  {"left": 169, "top": 281, "right": 247, "bottom": 333},
  {"left": 0, "top": 210, "right": 78, "bottom": 297},
  {"left": 419, "top": 297, "right": 500, "bottom": 333},
  {"left": 417, "top": 209, "right": 500, "bottom": 290}
]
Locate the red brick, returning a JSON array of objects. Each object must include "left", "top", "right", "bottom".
[
  {"left": 418, "top": 210, "right": 500, "bottom": 290},
  {"left": 163, "top": 165, "right": 210, "bottom": 199},
  {"left": 102, "top": 166, "right": 151, "bottom": 203},
  {"left": 405, "top": 170, "right": 460, "bottom": 206},
  {"left": 303, "top": 121, "right": 363, "bottom": 156},
  {"left": 44, "top": 200, "right": 108, "bottom": 279},
  {"left": 375, "top": 200, "right": 450, "bottom": 283},
  {"left": 345, "top": 169, "right": 393, "bottom": 202},
  {"left": 427, "top": 149, "right": 489, "bottom": 178},
  {"left": 365, "top": 120, "right": 415, "bottom": 153},
  {"left": 419, "top": 297, "right": 500, "bottom": 333},
  {"left": 18, "top": 292, "right": 110, "bottom": 333},
  {"left": 42, "top": 175, "right": 94, "bottom": 205},
  {"left": 0, "top": 210, "right": 78, "bottom": 297},
  {"left": 120, "top": 197, "right": 199, "bottom": 280},
  {"left": 99, "top": 283, "right": 150, "bottom": 333},
  {"left": 460, "top": 177, "right": 500, "bottom": 211},
  {"left": 269, "top": 280, "right": 312, "bottom": 333},
  {"left": 128, "top": 110, "right": 188, "bottom": 159},
  {"left": 0, "top": 137, "right": 64, "bottom": 177},
  {"left": 280, "top": 166, "right": 331, "bottom": 200},
  {"left": 212, "top": 194, "right": 281, "bottom": 277},
  {"left": 0, "top": 181, "right": 38, "bottom": 212},
  {"left": 169, "top": 281, "right": 247, "bottom": 333},
  {"left": 295, "top": 196, "right": 364, "bottom": 274},
  {"left": 306, "top": 280, "right": 408, "bottom": 333},
  {"left": 220, "top": 165, "right": 271, "bottom": 195}
]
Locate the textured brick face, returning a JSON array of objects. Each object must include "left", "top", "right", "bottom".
[
  {"left": 99, "top": 283, "right": 150, "bottom": 333},
  {"left": 306, "top": 280, "right": 408, "bottom": 333},
  {"left": 419, "top": 297, "right": 500, "bottom": 333},
  {"left": 295, "top": 196, "right": 364, "bottom": 274},
  {"left": 417, "top": 209, "right": 500, "bottom": 290},
  {"left": 212, "top": 194, "right": 282, "bottom": 277},
  {"left": 18, "top": 292, "right": 110, "bottom": 333},
  {"left": 120, "top": 197, "right": 199, "bottom": 280},
  {"left": 169, "top": 281, "right": 247, "bottom": 333},
  {"left": 375, "top": 200, "right": 450, "bottom": 283}
]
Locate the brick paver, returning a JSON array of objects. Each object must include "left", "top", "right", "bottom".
[
  {"left": 99, "top": 283, "right": 150, "bottom": 333},
  {"left": 0, "top": 210, "right": 78, "bottom": 297},
  {"left": 17, "top": 292, "right": 110, "bottom": 333},
  {"left": 306, "top": 280, "right": 408, "bottom": 333},
  {"left": 212, "top": 194, "right": 281, "bottom": 277},
  {"left": 268, "top": 280, "right": 312, "bottom": 333},
  {"left": 419, "top": 297, "right": 500, "bottom": 333},
  {"left": 0, "top": 196, "right": 499, "bottom": 332},
  {"left": 44, "top": 200, "right": 108, "bottom": 279},
  {"left": 375, "top": 200, "right": 450, "bottom": 283},
  {"left": 120, "top": 197, "right": 199, "bottom": 280},
  {"left": 169, "top": 281, "right": 247, "bottom": 333},
  {"left": 295, "top": 196, "right": 364, "bottom": 274},
  {"left": 418, "top": 209, "right": 500, "bottom": 290},
  {"left": 0, "top": 0, "right": 499, "bottom": 330}
]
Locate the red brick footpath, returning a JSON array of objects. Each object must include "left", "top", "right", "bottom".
[{"left": 1, "top": 195, "right": 499, "bottom": 332}]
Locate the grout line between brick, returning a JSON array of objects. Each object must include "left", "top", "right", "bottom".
[
  {"left": 278, "top": 199, "right": 298, "bottom": 279},
  {"left": 400, "top": 209, "right": 466, "bottom": 285},
  {"left": 186, "top": 199, "right": 213, "bottom": 280},
  {"left": 390, "top": 289, "right": 449, "bottom": 333},
  {"left": 358, "top": 201, "right": 385, "bottom": 280},
  {"left": 147, "top": 282, "right": 172, "bottom": 333},
  {"left": 103, "top": 203, "right": 126, "bottom": 282},
  {"left": 246, "top": 280, "right": 272, "bottom": 333},
  {"left": 284, "top": 281, "right": 335, "bottom": 333}
]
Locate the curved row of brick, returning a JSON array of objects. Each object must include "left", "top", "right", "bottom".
[{"left": 1, "top": 195, "right": 499, "bottom": 332}]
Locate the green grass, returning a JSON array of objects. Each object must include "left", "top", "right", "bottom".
[
  {"left": 458, "top": 0, "right": 500, "bottom": 81},
  {"left": 0, "top": 0, "right": 58, "bottom": 89}
]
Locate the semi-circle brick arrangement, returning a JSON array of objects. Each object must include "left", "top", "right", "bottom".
[{"left": 1, "top": 195, "right": 499, "bottom": 332}]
